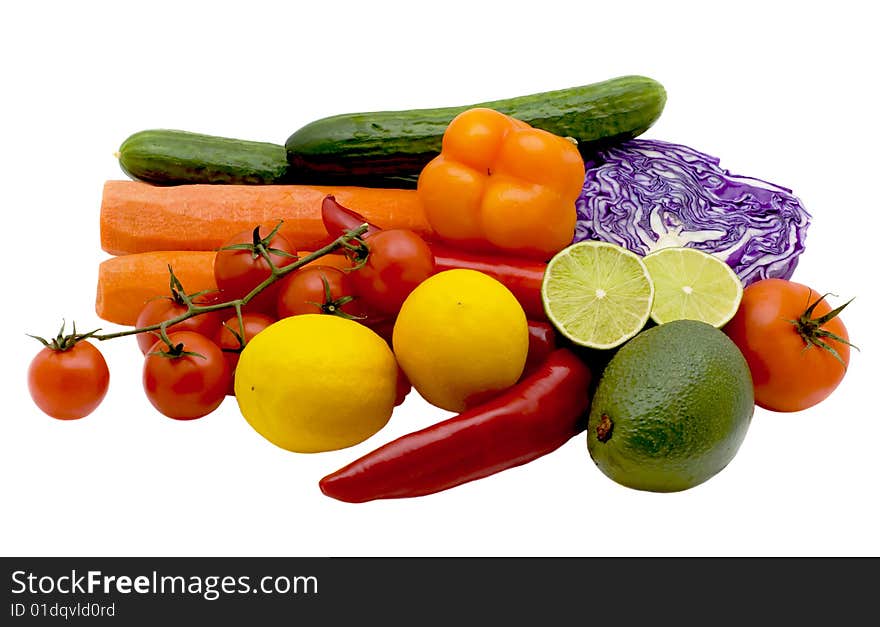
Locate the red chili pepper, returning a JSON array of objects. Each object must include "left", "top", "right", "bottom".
[
  {"left": 322, "top": 195, "right": 384, "bottom": 239},
  {"left": 431, "top": 243, "right": 547, "bottom": 321},
  {"left": 321, "top": 195, "right": 548, "bottom": 320},
  {"left": 319, "top": 349, "right": 591, "bottom": 503},
  {"left": 524, "top": 321, "right": 558, "bottom": 379}
]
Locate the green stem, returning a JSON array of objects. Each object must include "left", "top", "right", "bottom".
[
  {"left": 791, "top": 292, "right": 858, "bottom": 369},
  {"left": 91, "top": 224, "right": 369, "bottom": 343}
]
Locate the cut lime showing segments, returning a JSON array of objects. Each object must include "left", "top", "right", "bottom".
[
  {"left": 542, "top": 241, "right": 654, "bottom": 349},
  {"left": 642, "top": 247, "right": 743, "bottom": 328}
]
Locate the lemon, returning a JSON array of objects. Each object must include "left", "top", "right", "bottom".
[
  {"left": 642, "top": 247, "right": 743, "bottom": 328},
  {"left": 542, "top": 241, "right": 654, "bottom": 349},
  {"left": 234, "top": 314, "right": 398, "bottom": 453},
  {"left": 392, "top": 269, "right": 528, "bottom": 413}
]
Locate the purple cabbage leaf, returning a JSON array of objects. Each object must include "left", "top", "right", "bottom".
[{"left": 575, "top": 139, "right": 810, "bottom": 286}]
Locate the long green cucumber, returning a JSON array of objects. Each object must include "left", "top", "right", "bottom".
[
  {"left": 117, "top": 129, "right": 289, "bottom": 185},
  {"left": 284, "top": 75, "right": 667, "bottom": 187}
]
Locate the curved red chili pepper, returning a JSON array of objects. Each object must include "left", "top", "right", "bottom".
[
  {"left": 523, "top": 321, "right": 558, "bottom": 379},
  {"left": 430, "top": 243, "right": 547, "bottom": 321},
  {"left": 319, "top": 349, "right": 591, "bottom": 503},
  {"left": 321, "top": 195, "right": 548, "bottom": 321},
  {"left": 322, "top": 195, "right": 384, "bottom": 239}
]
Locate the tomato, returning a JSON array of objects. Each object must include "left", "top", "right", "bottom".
[
  {"left": 724, "top": 278, "right": 853, "bottom": 412},
  {"left": 214, "top": 312, "right": 276, "bottom": 395},
  {"left": 28, "top": 341, "right": 110, "bottom": 420},
  {"left": 276, "top": 266, "right": 359, "bottom": 318},
  {"left": 351, "top": 229, "right": 435, "bottom": 316},
  {"left": 135, "top": 296, "right": 224, "bottom": 354},
  {"left": 213, "top": 225, "right": 298, "bottom": 314},
  {"left": 142, "top": 331, "right": 230, "bottom": 420}
]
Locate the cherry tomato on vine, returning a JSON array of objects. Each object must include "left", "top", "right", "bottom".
[
  {"left": 351, "top": 229, "right": 435, "bottom": 316},
  {"left": 724, "top": 278, "right": 855, "bottom": 413},
  {"left": 135, "top": 296, "right": 223, "bottom": 354},
  {"left": 214, "top": 312, "right": 276, "bottom": 395},
  {"left": 28, "top": 340, "right": 110, "bottom": 420},
  {"left": 214, "top": 224, "right": 298, "bottom": 314},
  {"left": 276, "top": 266, "right": 359, "bottom": 318},
  {"left": 142, "top": 331, "right": 230, "bottom": 420}
]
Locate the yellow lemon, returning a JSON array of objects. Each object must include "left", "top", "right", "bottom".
[
  {"left": 234, "top": 314, "right": 397, "bottom": 453},
  {"left": 392, "top": 269, "right": 529, "bottom": 412}
]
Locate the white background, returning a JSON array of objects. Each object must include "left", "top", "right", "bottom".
[{"left": 1, "top": 1, "right": 877, "bottom": 557}]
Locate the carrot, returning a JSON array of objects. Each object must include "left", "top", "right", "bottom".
[
  {"left": 96, "top": 250, "right": 353, "bottom": 325},
  {"left": 96, "top": 251, "right": 217, "bottom": 325},
  {"left": 100, "top": 180, "right": 431, "bottom": 255}
]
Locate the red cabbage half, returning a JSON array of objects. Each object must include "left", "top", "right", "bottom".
[{"left": 574, "top": 139, "right": 810, "bottom": 286}]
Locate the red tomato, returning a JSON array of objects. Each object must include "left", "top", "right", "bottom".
[
  {"left": 351, "top": 229, "right": 435, "bottom": 316},
  {"left": 214, "top": 312, "right": 276, "bottom": 395},
  {"left": 213, "top": 225, "right": 298, "bottom": 314},
  {"left": 28, "top": 341, "right": 110, "bottom": 420},
  {"left": 135, "top": 297, "right": 224, "bottom": 354},
  {"left": 142, "top": 331, "right": 230, "bottom": 420},
  {"left": 276, "top": 266, "right": 359, "bottom": 318},
  {"left": 724, "top": 278, "right": 852, "bottom": 412}
]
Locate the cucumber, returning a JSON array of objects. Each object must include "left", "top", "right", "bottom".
[
  {"left": 117, "top": 129, "right": 289, "bottom": 185},
  {"left": 285, "top": 75, "right": 666, "bottom": 187}
]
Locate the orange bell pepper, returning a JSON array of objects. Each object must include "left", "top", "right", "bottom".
[{"left": 416, "top": 107, "right": 585, "bottom": 259}]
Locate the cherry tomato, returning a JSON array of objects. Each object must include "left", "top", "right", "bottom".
[
  {"left": 213, "top": 225, "right": 298, "bottom": 314},
  {"left": 214, "top": 312, "right": 276, "bottom": 395},
  {"left": 142, "top": 331, "right": 230, "bottom": 420},
  {"left": 351, "top": 229, "right": 435, "bottom": 316},
  {"left": 724, "top": 278, "right": 853, "bottom": 412},
  {"left": 276, "top": 266, "right": 359, "bottom": 318},
  {"left": 135, "top": 296, "right": 224, "bottom": 354},
  {"left": 28, "top": 341, "right": 110, "bottom": 420}
]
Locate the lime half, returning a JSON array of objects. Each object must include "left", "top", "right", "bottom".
[
  {"left": 542, "top": 241, "right": 654, "bottom": 349},
  {"left": 642, "top": 247, "right": 743, "bottom": 328}
]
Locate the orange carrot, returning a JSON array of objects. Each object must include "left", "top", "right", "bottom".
[
  {"left": 100, "top": 180, "right": 431, "bottom": 255},
  {"left": 96, "top": 251, "right": 217, "bottom": 325},
  {"left": 96, "top": 250, "right": 352, "bottom": 326}
]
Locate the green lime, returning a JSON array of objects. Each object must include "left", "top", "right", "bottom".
[
  {"left": 541, "top": 241, "right": 654, "bottom": 350},
  {"left": 587, "top": 320, "right": 754, "bottom": 492},
  {"left": 642, "top": 247, "right": 743, "bottom": 328}
]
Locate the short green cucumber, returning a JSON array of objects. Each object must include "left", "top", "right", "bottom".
[
  {"left": 117, "top": 129, "right": 289, "bottom": 185},
  {"left": 285, "top": 75, "right": 666, "bottom": 187}
]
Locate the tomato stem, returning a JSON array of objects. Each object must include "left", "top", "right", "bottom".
[
  {"left": 167, "top": 265, "right": 189, "bottom": 305},
  {"left": 790, "top": 293, "right": 859, "bottom": 368},
  {"left": 304, "top": 275, "right": 364, "bottom": 321},
  {"left": 218, "top": 221, "right": 299, "bottom": 262},
  {"left": 218, "top": 305, "right": 248, "bottom": 354},
  {"left": 147, "top": 342, "right": 207, "bottom": 360},
  {"left": 27, "top": 319, "right": 102, "bottom": 352}
]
